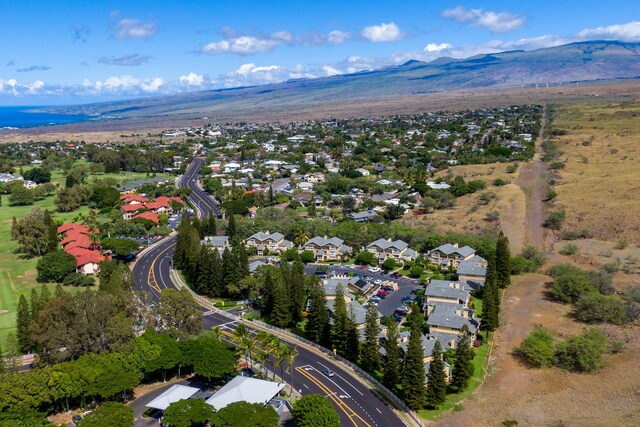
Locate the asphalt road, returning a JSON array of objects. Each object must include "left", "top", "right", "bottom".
[{"left": 132, "top": 158, "right": 407, "bottom": 427}]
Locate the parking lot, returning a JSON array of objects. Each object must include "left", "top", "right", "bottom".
[{"left": 304, "top": 264, "right": 424, "bottom": 318}]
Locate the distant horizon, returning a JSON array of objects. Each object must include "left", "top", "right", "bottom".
[{"left": 1, "top": 0, "right": 640, "bottom": 104}]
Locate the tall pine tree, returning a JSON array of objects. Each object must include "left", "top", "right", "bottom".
[
  {"left": 195, "top": 245, "right": 213, "bottom": 295},
  {"left": 450, "top": 325, "right": 475, "bottom": 392},
  {"left": 306, "top": 277, "right": 330, "bottom": 347},
  {"left": 226, "top": 212, "right": 237, "bottom": 243},
  {"left": 495, "top": 232, "right": 511, "bottom": 288},
  {"left": 331, "top": 285, "right": 350, "bottom": 356},
  {"left": 272, "top": 274, "right": 292, "bottom": 327},
  {"left": 482, "top": 252, "right": 500, "bottom": 333},
  {"left": 425, "top": 341, "right": 447, "bottom": 408},
  {"left": 382, "top": 321, "right": 402, "bottom": 392},
  {"left": 290, "top": 258, "right": 306, "bottom": 323},
  {"left": 361, "top": 302, "right": 381, "bottom": 373},
  {"left": 402, "top": 308, "right": 426, "bottom": 410},
  {"left": 16, "top": 294, "right": 31, "bottom": 353},
  {"left": 261, "top": 269, "right": 276, "bottom": 316},
  {"left": 211, "top": 249, "right": 225, "bottom": 297},
  {"left": 345, "top": 308, "right": 360, "bottom": 363},
  {"left": 43, "top": 210, "right": 58, "bottom": 253}
]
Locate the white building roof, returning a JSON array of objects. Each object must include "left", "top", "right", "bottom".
[
  {"left": 205, "top": 376, "right": 284, "bottom": 410},
  {"left": 146, "top": 384, "right": 200, "bottom": 410}
]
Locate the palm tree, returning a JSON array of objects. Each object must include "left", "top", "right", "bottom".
[
  {"left": 273, "top": 341, "right": 288, "bottom": 381},
  {"left": 210, "top": 326, "right": 222, "bottom": 340},
  {"left": 284, "top": 345, "right": 299, "bottom": 393},
  {"left": 294, "top": 226, "right": 310, "bottom": 246}
]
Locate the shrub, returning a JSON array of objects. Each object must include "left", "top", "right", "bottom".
[
  {"left": 575, "top": 294, "right": 630, "bottom": 324},
  {"left": 543, "top": 210, "right": 565, "bottom": 230},
  {"left": 410, "top": 265, "right": 424, "bottom": 278},
  {"left": 559, "top": 244, "right": 579, "bottom": 256},
  {"left": 515, "top": 328, "right": 555, "bottom": 367},
  {"left": 510, "top": 256, "right": 539, "bottom": 274},
  {"left": 300, "top": 250, "right": 316, "bottom": 263},
  {"left": 614, "top": 240, "right": 629, "bottom": 250},
  {"left": 382, "top": 258, "right": 397, "bottom": 271},
  {"left": 520, "top": 245, "right": 547, "bottom": 269},
  {"left": 554, "top": 328, "right": 608, "bottom": 372},
  {"left": 548, "top": 272, "right": 598, "bottom": 303},
  {"left": 493, "top": 178, "right": 509, "bottom": 186},
  {"left": 355, "top": 251, "right": 375, "bottom": 266},
  {"left": 549, "top": 161, "right": 566, "bottom": 170},
  {"left": 485, "top": 211, "right": 500, "bottom": 222},
  {"left": 62, "top": 272, "right": 96, "bottom": 287},
  {"left": 505, "top": 164, "right": 518, "bottom": 174}
]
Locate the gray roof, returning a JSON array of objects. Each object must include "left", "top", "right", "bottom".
[
  {"left": 202, "top": 236, "right": 229, "bottom": 248},
  {"left": 323, "top": 280, "right": 355, "bottom": 299},
  {"left": 146, "top": 384, "right": 200, "bottom": 410},
  {"left": 426, "top": 303, "right": 479, "bottom": 334},
  {"left": 425, "top": 280, "right": 471, "bottom": 302},
  {"left": 205, "top": 376, "right": 284, "bottom": 410},
  {"left": 304, "top": 236, "right": 345, "bottom": 248},
  {"left": 457, "top": 255, "right": 487, "bottom": 277},
  {"left": 400, "top": 334, "right": 443, "bottom": 359},
  {"left": 327, "top": 300, "right": 379, "bottom": 325},
  {"left": 248, "top": 231, "right": 285, "bottom": 242},
  {"left": 348, "top": 210, "right": 378, "bottom": 220},
  {"left": 431, "top": 243, "right": 475, "bottom": 258},
  {"left": 367, "top": 238, "right": 409, "bottom": 251}
]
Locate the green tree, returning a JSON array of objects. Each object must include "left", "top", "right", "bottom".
[
  {"left": 217, "top": 401, "right": 279, "bottom": 427},
  {"left": 382, "top": 321, "right": 401, "bottom": 392},
  {"left": 272, "top": 274, "right": 292, "bottom": 328},
  {"left": 382, "top": 258, "right": 396, "bottom": 270},
  {"left": 331, "top": 285, "right": 350, "bottom": 357},
  {"left": 226, "top": 212, "right": 237, "bottom": 243},
  {"left": 155, "top": 288, "right": 203, "bottom": 339},
  {"left": 424, "top": 341, "right": 447, "bottom": 408},
  {"left": 290, "top": 259, "right": 307, "bottom": 323},
  {"left": 300, "top": 250, "right": 316, "bottom": 263},
  {"left": 292, "top": 394, "right": 341, "bottom": 427},
  {"left": 16, "top": 294, "right": 31, "bottom": 353},
  {"left": 355, "top": 251, "right": 375, "bottom": 265},
  {"left": 182, "top": 333, "right": 236, "bottom": 381},
  {"left": 77, "top": 402, "right": 134, "bottom": 427},
  {"left": 141, "top": 331, "right": 183, "bottom": 382},
  {"left": 162, "top": 398, "right": 216, "bottom": 427},
  {"left": 42, "top": 210, "right": 59, "bottom": 253},
  {"left": 36, "top": 250, "right": 76, "bottom": 283},
  {"left": 101, "top": 238, "right": 139, "bottom": 257},
  {"left": 495, "top": 232, "right": 511, "bottom": 288},
  {"left": 361, "top": 302, "right": 381, "bottom": 373},
  {"left": 8, "top": 185, "right": 33, "bottom": 206},
  {"left": 515, "top": 327, "right": 556, "bottom": 368},
  {"left": 450, "top": 325, "right": 474, "bottom": 391},
  {"left": 12, "top": 208, "right": 50, "bottom": 257},
  {"left": 481, "top": 253, "right": 500, "bottom": 333},
  {"left": 402, "top": 307, "right": 426, "bottom": 409},
  {"left": 306, "top": 277, "right": 331, "bottom": 347},
  {"left": 575, "top": 293, "right": 630, "bottom": 324}
]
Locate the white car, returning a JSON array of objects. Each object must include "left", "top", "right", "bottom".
[
  {"left": 374, "top": 279, "right": 383, "bottom": 285},
  {"left": 369, "top": 267, "right": 381, "bottom": 273}
]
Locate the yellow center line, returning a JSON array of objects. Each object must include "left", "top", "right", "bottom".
[
  {"left": 147, "top": 241, "right": 176, "bottom": 293},
  {"left": 296, "top": 367, "right": 372, "bottom": 427}
]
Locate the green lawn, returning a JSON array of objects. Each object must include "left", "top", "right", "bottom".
[
  {"left": 0, "top": 194, "right": 90, "bottom": 344},
  {"left": 417, "top": 335, "right": 490, "bottom": 421},
  {"left": 0, "top": 167, "right": 171, "bottom": 344}
]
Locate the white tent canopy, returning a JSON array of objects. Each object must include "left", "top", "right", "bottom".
[
  {"left": 205, "top": 376, "right": 284, "bottom": 410},
  {"left": 146, "top": 384, "right": 201, "bottom": 410}
]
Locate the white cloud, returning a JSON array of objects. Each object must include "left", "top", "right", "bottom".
[
  {"left": 442, "top": 6, "right": 525, "bottom": 33},
  {"left": 203, "top": 36, "right": 279, "bottom": 55},
  {"left": 424, "top": 43, "right": 452, "bottom": 52},
  {"left": 202, "top": 28, "right": 352, "bottom": 56},
  {"left": 322, "top": 65, "right": 341, "bottom": 76},
  {"left": 361, "top": 22, "right": 404, "bottom": 42},
  {"left": 113, "top": 18, "right": 157, "bottom": 40},
  {"left": 179, "top": 72, "right": 205, "bottom": 86},
  {"left": 575, "top": 21, "right": 640, "bottom": 42},
  {"left": 327, "top": 30, "right": 351, "bottom": 45},
  {"left": 26, "top": 80, "right": 45, "bottom": 94}
]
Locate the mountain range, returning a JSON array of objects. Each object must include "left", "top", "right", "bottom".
[{"left": 42, "top": 40, "right": 640, "bottom": 119}]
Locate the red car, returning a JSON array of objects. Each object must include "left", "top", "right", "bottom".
[
  {"left": 376, "top": 290, "right": 390, "bottom": 297},
  {"left": 359, "top": 265, "right": 368, "bottom": 270}
]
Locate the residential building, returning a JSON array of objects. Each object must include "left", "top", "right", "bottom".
[
  {"left": 244, "top": 231, "right": 294, "bottom": 256},
  {"left": 301, "top": 236, "right": 351, "bottom": 262},
  {"left": 327, "top": 299, "right": 379, "bottom": 330},
  {"left": 428, "top": 243, "right": 476, "bottom": 268},
  {"left": 202, "top": 236, "right": 231, "bottom": 253},
  {"left": 457, "top": 255, "right": 487, "bottom": 282},
  {"left": 424, "top": 280, "right": 471, "bottom": 306},
  {"left": 347, "top": 210, "right": 379, "bottom": 222},
  {"left": 366, "top": 238, "right": 418, "bottom": 263},
  {"left": 425, "top": 303, "right": 480, "bottom": 339}
]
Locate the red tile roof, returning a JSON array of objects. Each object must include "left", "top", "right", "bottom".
[
  {"left": 121, "top": 204, "right": 145, "bottom": 213},
  {"left": 75, "top": 250, "right": 106, "bottom": 267},
  {"left": 60, "top": 231, "right": 92, "bottom": 247},
  {"left": 143, "top": 201, "right": 165, "bottom": 211},
  {"left": 120, "top": 194, "right": 148, "bottom": 203},
  {"left": 132, "top": 211, "right": 160, "bottom": 223}
]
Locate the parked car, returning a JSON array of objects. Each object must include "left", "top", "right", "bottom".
[
  {"left": 401, "top": 296, "right": 415, "bottom": 303},
  {"left": 72, "top": 414, "right": 82, "bottom": 425},
  {"left": 382, "top": 285, "right": 395, "bottom": 292},
  {"left": 374, "top": 279, "right": 383, "bottom": 285},
  {"left": 393, "top": 314, "right": 403, "bottom": 322},
  {"left": 372, "top": 295, "right": 381, "bottom": 302},
  {"left": 369, "top": 267, "right": 381, "bottom": 273},
  {"left": 377, "top": 290, "right": 390, "bottom": 297},
  {"left": 359, "top": 265, "right": 368, "bottom": 270},
  {"left": 322, "top": 368, "right": 335, "bottom": 377}
]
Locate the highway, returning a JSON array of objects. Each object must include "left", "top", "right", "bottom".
[{"left": 132, "top": 158, "right": 408, "bottom": 427}]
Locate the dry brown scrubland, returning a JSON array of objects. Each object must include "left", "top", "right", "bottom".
[{"left": 550, "top": 99, "right": 640, "bottom": 244}]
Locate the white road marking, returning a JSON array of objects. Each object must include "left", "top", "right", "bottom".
[
  {"left": 376, "top": 408, "right": 382, "bottom": 414},
  {"left": 309, "top": 365, "right": 351, "bottom": 398},
  {"left": 316, "top": 362, "right": 364, "bottom": 396}
]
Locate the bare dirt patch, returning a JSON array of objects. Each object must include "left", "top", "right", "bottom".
[{"left": 437, "top": 273, "right": 640, "bottom": 427}]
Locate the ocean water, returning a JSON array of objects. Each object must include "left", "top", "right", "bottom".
[{"left": 0, "top": 106, "right": 92, "bottom": 129}]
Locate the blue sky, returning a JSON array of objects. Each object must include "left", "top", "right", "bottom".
[{"left": 1, "top": 0, "right": 639, "bottom": 104}]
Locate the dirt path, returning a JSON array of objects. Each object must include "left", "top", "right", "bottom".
[{"left": 515, "top": 104, "right": 549, "bottom": 250}]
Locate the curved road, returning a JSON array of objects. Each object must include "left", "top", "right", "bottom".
[{"left": 132, "top": 158, "right": 407, "bottom": 427}]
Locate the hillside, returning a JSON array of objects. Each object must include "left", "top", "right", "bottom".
[{"left": 39, "top": 40, "right": 640, "bottom": 120}]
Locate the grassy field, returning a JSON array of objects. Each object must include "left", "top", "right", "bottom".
[
  {"left": 402, "top": 162, "right": 527, "bottom": 253},
  {"left": 0, "top": 168, "right": 172, "bottom": 344},
  {"left": 551, "top": 99, "right": 640, "bottom": 244}
]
